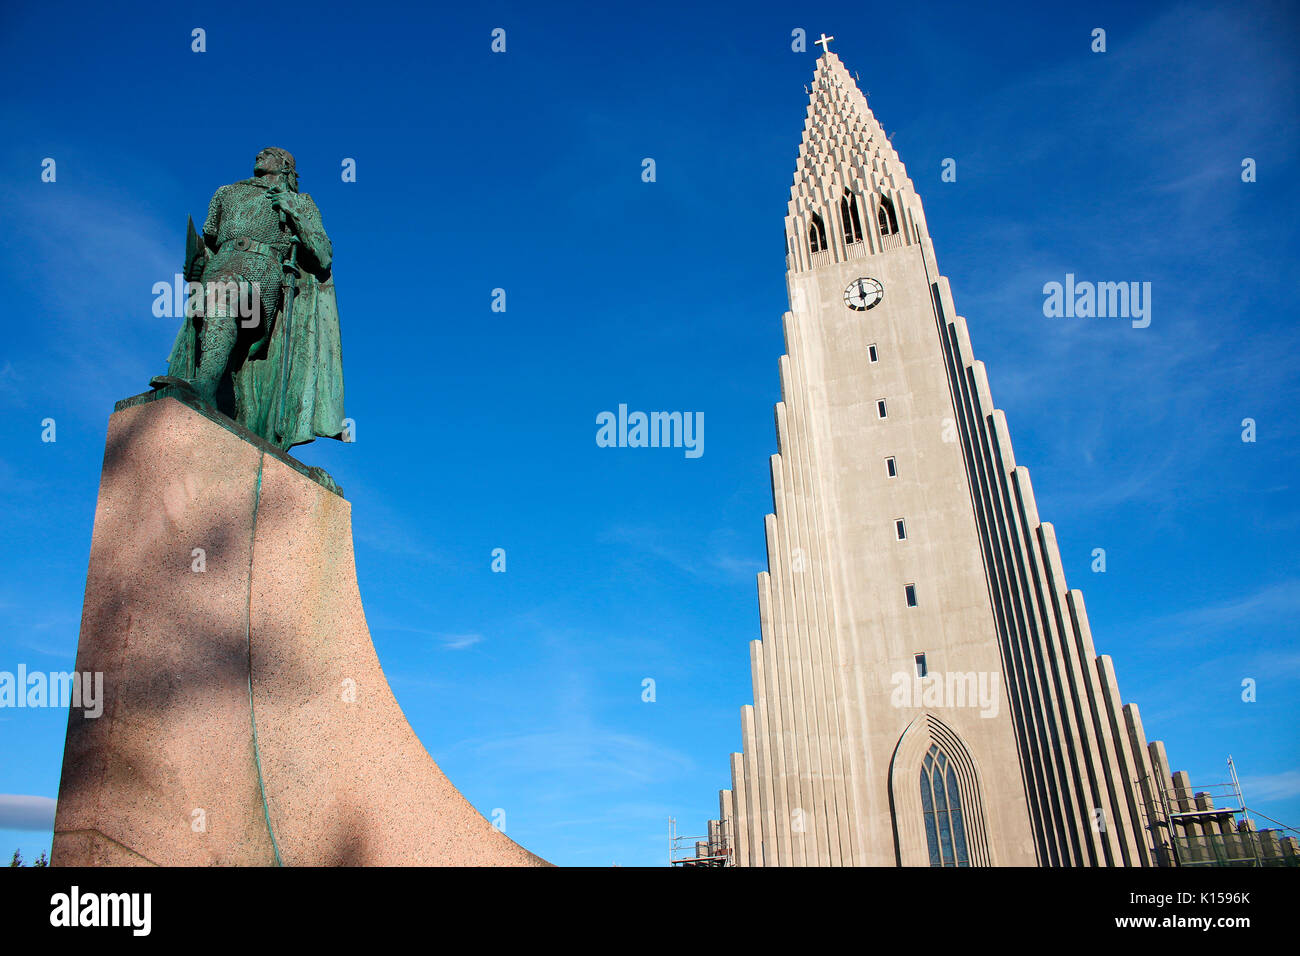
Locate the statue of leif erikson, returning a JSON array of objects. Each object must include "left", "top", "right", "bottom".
[{"left": 152, "top": 147, "right": 345, "bottom": 451}]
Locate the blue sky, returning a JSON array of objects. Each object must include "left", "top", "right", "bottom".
[{"left": 1, "top": 0, "right": 1297, "bottom": 866}]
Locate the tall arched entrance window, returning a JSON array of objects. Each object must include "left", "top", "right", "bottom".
[{"left": 920, "top": 743, "right": 970, "bottom": 866}]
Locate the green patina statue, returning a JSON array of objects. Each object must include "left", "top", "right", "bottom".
[{"left": 152, "top": 147, "right": 345, "bottom": 452}]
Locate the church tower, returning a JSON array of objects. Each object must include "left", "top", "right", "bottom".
[{"left": 705, "top": 42, "right": 1178, "bottom": 867}]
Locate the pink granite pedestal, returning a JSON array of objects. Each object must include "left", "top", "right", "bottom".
[{"left": 52, "top": 391, "right": 548, "bottom": 866}]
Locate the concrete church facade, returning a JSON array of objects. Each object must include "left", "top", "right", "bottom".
[{"left": 704, "top": 45, "right": 1179, "bottom": 867}]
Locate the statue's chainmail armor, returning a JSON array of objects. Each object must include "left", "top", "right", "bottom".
[{"left": 202, "top": 178, "right": 293, "bottom": 322}]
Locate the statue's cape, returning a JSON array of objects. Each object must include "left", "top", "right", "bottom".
[
  {"left": 163, "top": 316, "right": 197, "bottom": 383},
  {"left": 163, "top": 267, "right": 345, "bottom": 449}
]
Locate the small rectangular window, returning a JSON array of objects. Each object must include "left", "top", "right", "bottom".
[
  {"left": 896, "top": 519, "right": 906, "bottom": 540},
  {"left": 905, "top": 583, "right": 918, "bottom": 607},
  {"left": 877, "top": 399, "right": 888, "bottom": 419},
  {"left": 868, "top": 344, "right": 879, "bottom": 363},
  {"left": 915, "top": 653, "right": 927, "bottom": 678},
  {"left": 885, "top": 456, "right": 897, "bottom": 477}
]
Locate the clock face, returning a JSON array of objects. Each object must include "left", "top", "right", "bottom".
[{"left": 844, "top": 277, "right": 884, "bottom": 311}]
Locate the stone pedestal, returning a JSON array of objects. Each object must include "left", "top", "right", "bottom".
[{"left": 52, "top": 390, "right": 547, "bottom": 866}]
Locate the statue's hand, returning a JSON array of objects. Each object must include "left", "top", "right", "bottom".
[{"left": 268, "top": 190, "right": 301, "bottom": 230}]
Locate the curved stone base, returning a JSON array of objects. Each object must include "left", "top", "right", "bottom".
[{"left": 52, "top": 392, "right": 547, "bottom": 866}]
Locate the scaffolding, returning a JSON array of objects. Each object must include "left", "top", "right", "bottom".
[
  {"left": 1141, "top": 755, "right": 1300, "bottom": 867},
  {"left": 668, "top": 816, "right": 732, "bottom": 867}
]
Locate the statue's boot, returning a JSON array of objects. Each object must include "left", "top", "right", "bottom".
[{"left": 150, "top": 374, "right": 198, "bottom": 393}]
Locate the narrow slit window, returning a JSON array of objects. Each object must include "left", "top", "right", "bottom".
[
  {"left": 877, "top": 399, "right": 888, "bottom": 419},
  {"left": 915, "top": 653, "right": 927, "bottom": 678},
  {"left": 885, "top": 456, "right": 897, "bottom": 477},
  {"left": 896, "top": 519, "right": 907, "bottom": 540},
  {"left": 905, "top": 583, "right": 918, "bottom": 607},
  {"left": 868, "top": 344, "right": 879, "bottom": 363}
]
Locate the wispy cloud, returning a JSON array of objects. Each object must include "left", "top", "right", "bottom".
[
  {"left": 602, "top": 524, "right": 763, "bottom": 581},
  {"left": 1136, "top": 579, "right": 1300, "bottom": 647},
  {"left": 1240, "top": 769, "right": 1300, "bottom": 804},
  {"left": 915, "top": 2, "right": 1300, "bottom": 522},
  {"left": 0, "top": 794, "right": 56, "bottom": 831},
  {"left": 441, "top": 633, "right": 483, "bottom": 650},
  {"left": 345, "top": 476, "right": 454, "bottom": 567},
  {"left": 369, "top": 619, "right": 485, "bottom": 651},
  {"left": 0, "top": 183, "right": 177, "bottom": 420},
  {"left": 465, "top": 727, "right": 694, "bottom": 788},
  {"left": 0, "top": 590, "right": 81, "bottom": 660}
]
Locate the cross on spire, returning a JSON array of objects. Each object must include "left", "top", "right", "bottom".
[{"left": 815, "top": 33, "right": 835, "bottom": 54}]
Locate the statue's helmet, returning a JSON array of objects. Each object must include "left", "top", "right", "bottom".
[{"left": 254, "top": 147, "right": 298, "bottom": 189}]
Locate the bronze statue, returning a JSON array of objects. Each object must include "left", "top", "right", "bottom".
[{"left": 153, "top": 148, "right": 345, "bottom": 451}]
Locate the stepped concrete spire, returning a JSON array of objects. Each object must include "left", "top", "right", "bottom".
[{"left": 701, "top": 49, "right": 1188, "bottom": 868}]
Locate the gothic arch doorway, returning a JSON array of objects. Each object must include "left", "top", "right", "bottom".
[{"left": 889, "top": 714, "right": 993, "bottom": 866}]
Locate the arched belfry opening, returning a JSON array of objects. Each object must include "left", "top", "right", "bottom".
[
  {"left": 808, "top": 211, "right": 828, "bottom": 254},
  {"left": 840, "top": 189, "right": 863, "bottom": 245},
  {"left": 877, "top": 194, "right": 899, "bottom": 236},
  {"left": 889, "top": 715, "right": 992, "bottom": 866}
]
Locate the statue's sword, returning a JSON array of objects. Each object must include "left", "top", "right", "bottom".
[{"left": 275, "top": 201, "right": 300, "bottom": 446}]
